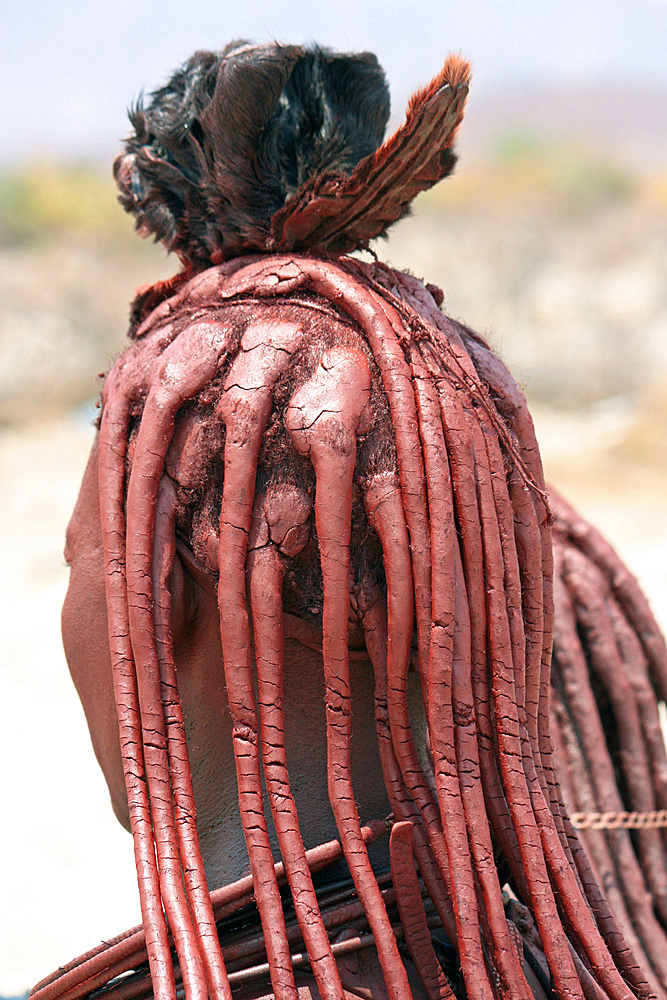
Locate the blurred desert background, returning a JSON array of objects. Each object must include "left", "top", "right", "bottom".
[{"left": 2, "top": 0, "right": 667, "bottom": 994}]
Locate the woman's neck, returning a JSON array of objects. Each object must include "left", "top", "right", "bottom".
[{"left": 177, "top": 627, "right": 393, "bottom": 890}]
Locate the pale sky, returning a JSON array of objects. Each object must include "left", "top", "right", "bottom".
[{"left": 2, "top": 0, "right": 666, "bottom": 164}]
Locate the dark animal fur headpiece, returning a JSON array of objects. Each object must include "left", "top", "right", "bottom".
[{"left": 114, "top": 42, "right": 470, "bottom": 265}]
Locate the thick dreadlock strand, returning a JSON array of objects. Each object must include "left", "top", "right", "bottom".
[
  {"left": 550, "top": 492, "right": 667, "bottom": 997},
  {"left": 397, "top": 348, "right": 494, "bottom": 998},
  {"left": 287, "top": 343, "right": 414, "bottom": 1000},
  {"left": 125, "top": 343, "right": 222, "bottom": 1000},
  {"left": 247, "top": 488, "right": 347, "bottom": 1000},
  {"left": 123, "top": 319, "right": 238, "bottom": 999},
  {"left": 217, "top": 325, "right": 304, "bottom": 1000},
  {"left": 454, "top": 382, "right": 582, "bottom": 998},
  {"left": 563, "top": 550, "right": 667, "bottom": 921},
  {"left": 419, "top": 340, "right": 524, "bottom": 890},
  {"left": 550, "top": 569, "right": 667, "bottom": 998},
  {"left": 363, "top": 479, "right": 464, "bottom": 935},
  {"left": 98, "top": 360, "right": 176, "bottom": 1000},
  {"left": 390, "top": 821, "right": 456, "bottom": 1000},
  {"left": 152, "top": 480, "right": 232, "bottom": 1000},
  {"left": 358, "top": 572, "right": 459, "bottom": 945},
  {"left": 552, "top": 492, "right": 667, "bottom": 703},
  {"left": 409, "top": 343, "right": 529, "bottom": 997},
  {"left": 307, "top": 274, "right": 468, "bottom": 956},
  {"left": 480, "top": 418, "right": 636, "bottom": 999}
]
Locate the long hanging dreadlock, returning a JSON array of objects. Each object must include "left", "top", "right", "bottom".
[
  {"left": 33, "top": 41, "right": 663, "bottom": 1000},
  {"left": 549, "top": 490, "right": 667, "bottom": 999}
]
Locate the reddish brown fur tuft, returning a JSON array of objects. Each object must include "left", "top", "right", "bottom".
[
  {"left": 404, "top": 54, "right": 472, "bottom": 115},
  {"left": 271, "top": 58, "right": 470, "bottom": 253}
]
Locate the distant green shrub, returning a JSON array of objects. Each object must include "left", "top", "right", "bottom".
[
  {"left": 423, "top": 130, "right": 640, "bottom": 214},
  {"left": 492, "top": 130, "right": 636, "bottom": 211},
  {"left": 551, "top": 154, "right": 636, "bottom": 207},
  {"left": 0, "top": 164, "right": 132, "bottom": 246},
  {"left": 492, "top": 129, "right": 552, "bottom": 166}
]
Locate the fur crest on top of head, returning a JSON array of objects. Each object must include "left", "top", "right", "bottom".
[
  {"left": 114, "top": 43, "right": 470, "bottom": 266},
  {"left": 114, "top": 43, "right": 390, "bottom": 265}
]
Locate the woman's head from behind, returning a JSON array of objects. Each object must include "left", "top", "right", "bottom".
[{"left": 62, "top": 253, "right": 597, "bottom": 1000}]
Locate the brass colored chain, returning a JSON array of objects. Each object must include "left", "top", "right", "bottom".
[{"left": 571, "top": 809, "right": 667, "bottom": 831}]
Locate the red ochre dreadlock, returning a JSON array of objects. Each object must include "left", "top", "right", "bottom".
[
  {"left": 31, "top": 41, "right": 662, "bottom": 1000},
  {"left": 549, "top": 490, "right": 667, "bottom": 999}
]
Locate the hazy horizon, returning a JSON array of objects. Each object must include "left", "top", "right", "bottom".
[{"left": 3, "top": 0, "right": 666, "bottom": 165}]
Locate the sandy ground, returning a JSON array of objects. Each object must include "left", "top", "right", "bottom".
[
  {"left": 1, "top": 418, "right": 140, "bottom": 996},
  {"left": 2, "top": 409, "right": 667, "bottom": 995}
]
